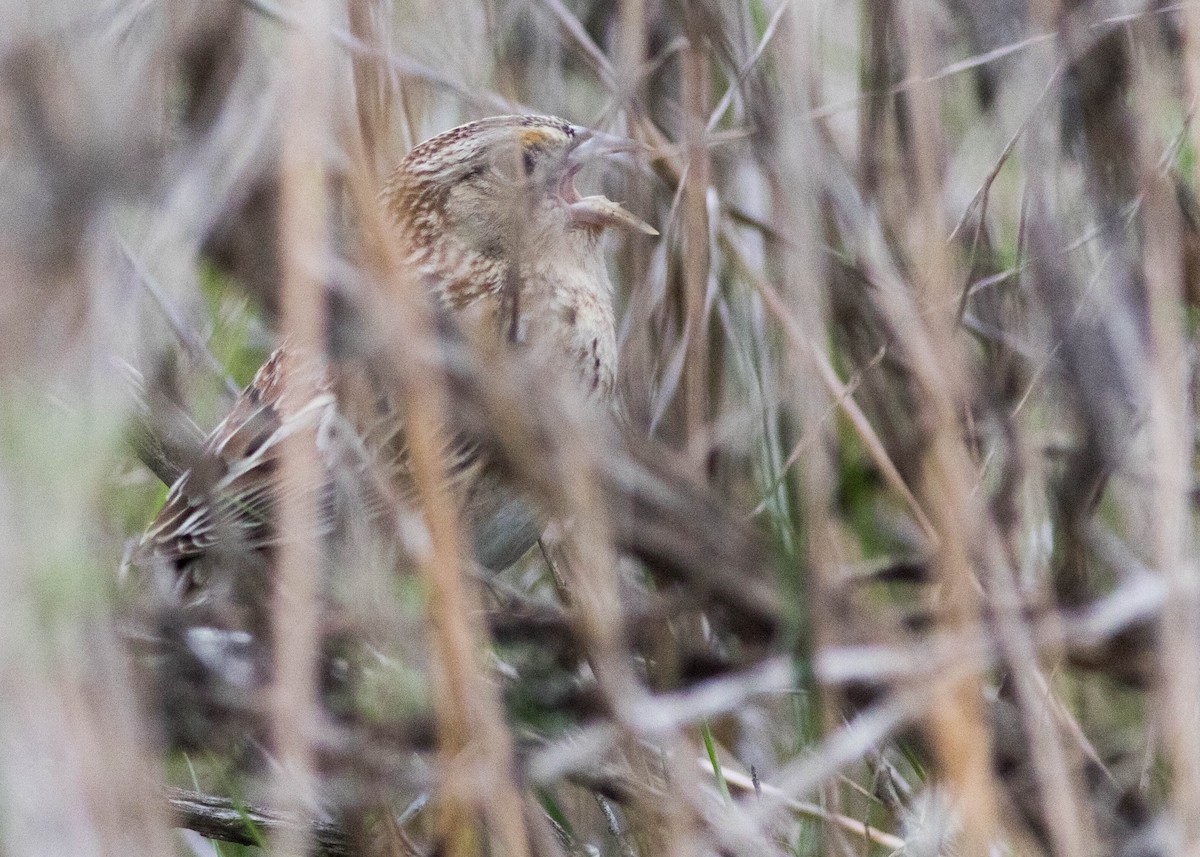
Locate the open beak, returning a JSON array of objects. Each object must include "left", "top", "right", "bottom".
[{"left": 564, "top": 126, "right": 659, "bottom": 236}]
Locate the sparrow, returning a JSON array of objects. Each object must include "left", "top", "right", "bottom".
[{"left": 140, "top": 114, "right": 657, "bottom": 588}]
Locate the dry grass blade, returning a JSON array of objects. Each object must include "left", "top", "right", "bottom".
[
  {"left": 269, "top": 0, "right": 332, "bottom": 854},
  {"left": 681, "top": 33, "right": 712, "bottom": 459},
  {"left": 1136, "top": 22, "right": 1200, "bottom": 849}
]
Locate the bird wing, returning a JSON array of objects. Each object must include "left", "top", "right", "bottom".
[
  {"left": 141, "top": 349, "right": 338, "bottom": 573},
  {"left": 140, "top": 345, "right": 501, "bottom": 592}
]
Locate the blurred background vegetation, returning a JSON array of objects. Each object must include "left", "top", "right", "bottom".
[{"left": 1, "top": 0, "right": 1199, "bottom": 855}]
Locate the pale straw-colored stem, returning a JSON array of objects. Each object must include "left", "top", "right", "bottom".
[{"left": 270, "top": 0, "right": 333, "bottom": 855}]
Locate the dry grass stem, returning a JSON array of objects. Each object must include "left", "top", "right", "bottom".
[{"left": 270, "top": 1, "right": 334, "bottom": 855}]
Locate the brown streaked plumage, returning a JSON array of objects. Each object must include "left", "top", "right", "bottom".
[
  {"left": 382, "top": 114, "right": 654, "bottom": 395},
  {"left": 142, "top": 115, "right": 656, "bottom": 584}
]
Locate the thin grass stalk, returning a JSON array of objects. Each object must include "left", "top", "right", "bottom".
[
  {"left": 1135, "top": 24, "right": 1200, "bottom": 852},
  {"left": 615, "top": 0, "right": 645, "bottom": 113},
  {"left": 762, "top": 0, "right": 851, "bottom": 847},
  {"left": 681, "top": 32, "right": 711, "bottom": 459},
  {"left": 612, "top": 0, "right": 654, "bottom": 425},
  {"left": 270, "top": 0, "right": 334, "bottom": 853},
  {"left": 348, "top": 0, "right": 395, "bottom": 180}
]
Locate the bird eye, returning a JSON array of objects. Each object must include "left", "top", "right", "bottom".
[{"left": 522, "top": 149, "right": 536, "bottom": 177}]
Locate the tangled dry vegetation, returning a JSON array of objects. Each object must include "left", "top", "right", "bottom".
[{"left": 4, "top": 0, "right": 1200, "bottom": 855}]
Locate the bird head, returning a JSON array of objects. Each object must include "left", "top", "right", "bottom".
[
  {"left": 393, "top": 114, "right": 655, "bottom": 235},
  {"left": 383, "top": 116, "right": 655, "bottom": 302}
]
